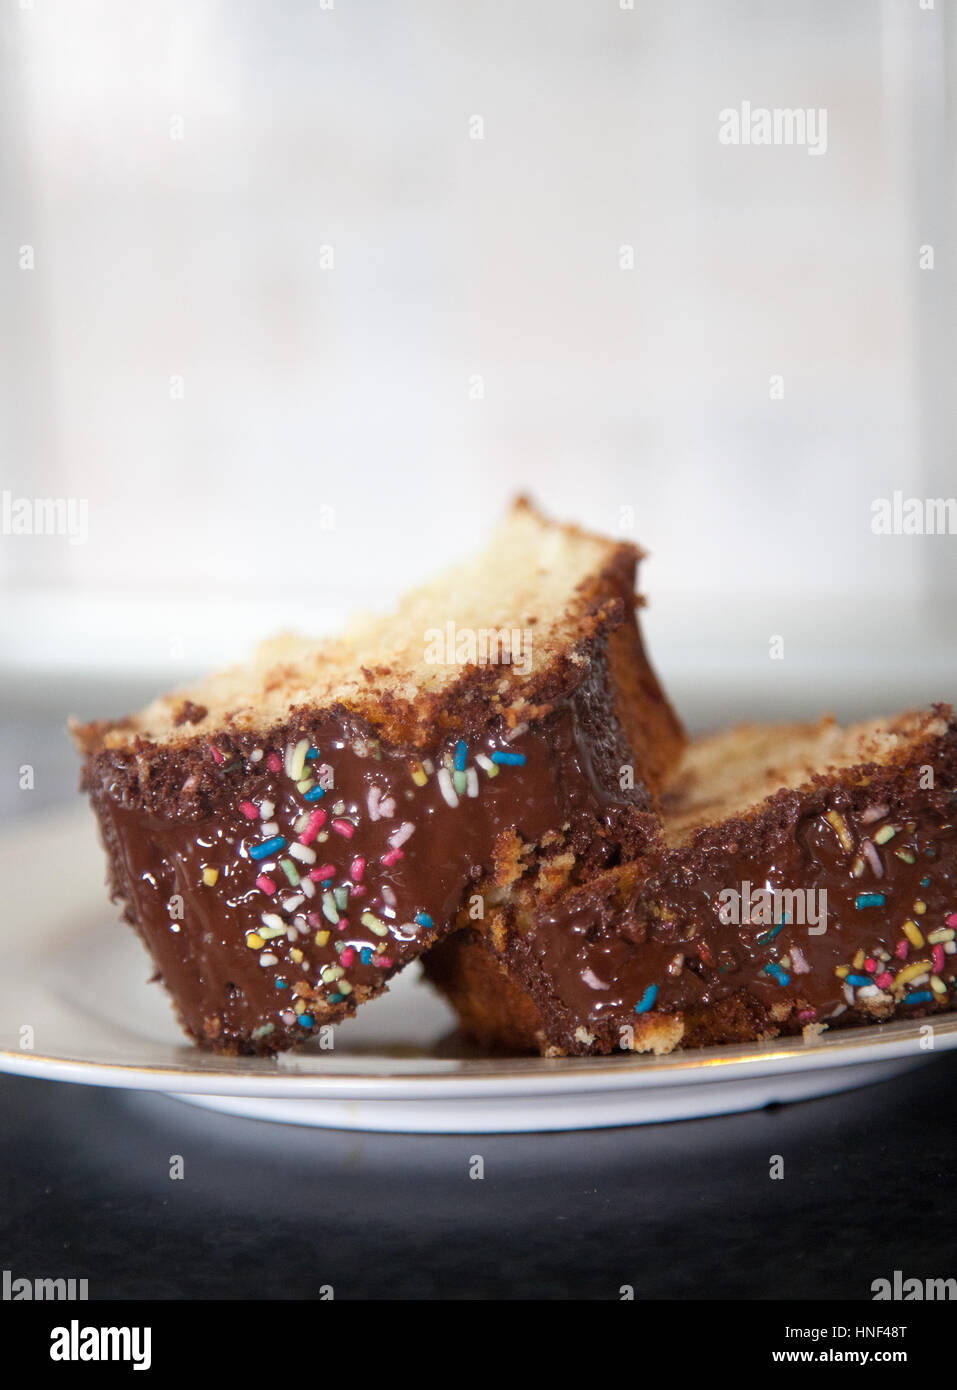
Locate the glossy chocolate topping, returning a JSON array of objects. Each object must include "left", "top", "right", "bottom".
[
  {"left": 86, "top": 668, "right": 653, "bottom": 1053},
  {"left": 514, "top": 799, "right": 957, "bottom": 1043}
]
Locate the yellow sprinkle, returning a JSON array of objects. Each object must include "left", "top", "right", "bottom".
[
  {"left": 835, "top": 965, "right": 849, "bottom": 979},
  {"left": 321, "top": 964, "right": 344, "bottom": 983},
  {"left": 826, "top": 811, "right": 853, "bottom": 853},
  {"left": 361, "top": 911, "right": 389, "bottom": 937},
  {"left": 314, "top": 929, "right": 330, "bottom": 947},
  {"left": 290, "top": 948, "right": 304, "bottom": 964},
  {"left": 851, "top": 856, "right": 865, "bottom": 878},
  {"left": 873, "top": 824, "right": 898, "bottom": 845},
  {"left": 903, "top": 920, "right": 925, "bottom": 948},
  {"left": 245, "top": 932, "right": 265, "bottom": 950},
  {"left": 338, "top": 980, "right": 353, "bottom": 995},
  {"left": 411, "top": 764, "right": 428, "bottom": 787},
  {"left": 293, "top": 997, "right": 307, "bottom": 1014},
  {"left": 852, "top": 949, "right": 866, "bottom": 971},
  {"left": 895, "top": 959, "right": 933, "bottom": 987},
  {"left": 931, "top": 975, "right": 947, "bottom": 995},
  {"left": 928, "top": 928, "right": 956, "bottom": 944},
  {"left": 913, "top": 899, "right": 927, "bottom": 915},
  {"left": 202, "top": 867, "right": 219, "bottom": 886}
]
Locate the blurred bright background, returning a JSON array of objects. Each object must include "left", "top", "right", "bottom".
[{"left": 1, "top": 0, "right": 955, "bottom": 782}]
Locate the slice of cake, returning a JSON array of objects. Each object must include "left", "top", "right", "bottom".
[
  {"left": 423, "top": 706, "right": 957, "bottom": 1055},
  {"left": 71, "top": 499, "right": 684, "bottom": 1053}
]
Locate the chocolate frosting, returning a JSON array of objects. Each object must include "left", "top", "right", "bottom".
[{"left": 86, "top": 665, "right": 654, "bottom": 1052}]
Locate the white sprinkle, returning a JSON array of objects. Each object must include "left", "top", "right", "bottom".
[
  {"left": 581, "top": 968, "right": 609, "bottom": 991},
  {"left": 282, "top": 894, "right": 305, "bottom": 913},
  {"left": 280, "top": 1009, "right": 297, "bottom": 1026},
  {"left": 860, "top": 803, "right": 889, "bottom": 824},
  {"left": 261, "top": 913, "right": 285, "bottom": 931},
  {"left": 465, "top": 767, "right": 479, "bottom": 797},
  {"left": 381, "top": 885, "right": 397, "bottom": 908},
  {"left": 367, "top": 787, "right": 382, "bottom": 821},
  {"left": 289, "top": 841, "right": 317, "bottom": 864},
  {"left": 790, "top": 946, "right": 811, "bottom": 976},
  {"left": 423, "top": 758, "right": 435, "bottom": 775},
  {"left": 843, "top": 983, "right": 856, "bottom": 1006},
  {"left": 505, "top": 722, "right": 528, "bottom": 743},
  {"left": 862, "top": 839, "right": 884, "bottom": 878},
  {"left": 260, "top": 821, "right": 279, "bottom": 838},
  {"left": 260, "top": 800, "right": 275, "bottom": 819},
  {"left": 438, "top": 766, "right": 459, "bottom": 808},
  {"left": 249, "top": 748, "right": 264, "bottom": 763},
  {"left": 388, "top": 821, "right": 415, "bottom": 849},
  {"left": 856, "top": 984, "right": 880, "bottom": 999},
  {"left": 259, "top": 952, "right": 278, "bottom": 967},
  {"left": 300, "top": 877, "right": 316, "bottom": 899},
  {"left": 475, "top": 753, "right": 495, "bottom": 775}
]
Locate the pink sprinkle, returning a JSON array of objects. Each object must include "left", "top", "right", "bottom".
[
  {"left": 947, "top": 913, "right": 957, "bottom": 928},
  {"left": 875, "top": 971, "right": 894, "bottom": 989},
  {"left": 351, "top": 856, "right": 366, "bottom": 882},
  {"left": 209, "top": 744, "right": 224, "bottom": 764},
  {"left": 310, "top": 864, "right": 336, "bottom": 881},
  {"left": 933, "top": 945, "right": 946, "bottom": 974},
  {"left": 266, "top": 753, "right": 282, "bottom": 773},
  {"left": 351, "top": 884, "right": 366, "bottom": 898},
  {"left": 307, "top": 912, "right": 320, "bottom": 928},
  {"left": 240, "top": 800, "right": 260, "bottom": 820},
  {"left": 381, "top": 847, "right": 404, "bottom": 867},
  {"left": 255, "top": 875, "right": 276, "bottom": 895},
  {"left": 372, "top": 955, "right": 393, "bottom": 969},
  {"left": 332, "top": 819, "right": 355, "bottom": 839},
  {"left": 340, "top": 947, "right": 356, "bottom": 968},
  {"left": 894, "top": 939, "right": 909, "bottom": 959},
  {"left": 796, "top": 1009, "right": 817, "bottom": 1022},
  {"left": 299, "top": 808, "right": 326, "bottom": 845},
  {"left": 864, "top": 957, "right": 877, "bottom": 973}
]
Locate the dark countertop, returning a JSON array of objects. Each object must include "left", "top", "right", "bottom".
[{"left": 2, "top": 1054, "right": 956, "bottom": 1300}]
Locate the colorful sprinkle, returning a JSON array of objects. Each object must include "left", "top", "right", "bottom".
[
  {"left": 902, "top": 920, "right": 925, "bottom": 949},
  {"left": 250, "top": 836, "right": 286, "bottom": 860},
  {"left": 332, "top": 818, "right": 355, "bottom": 838},
  {"left": 437, "top": 767, "right": 459, "bottom": 808},
  {"left": 351, "top": 856, "right": 366, "bottom": 881},
  {"left": 304, "top": 785, "right": 326, "bottom": 801},
  {"left": 245, "top": 932, "right": 265, "bottom": 950},
  {"left": 903, "top": 991, "right": 935, "bottom": 1005},
  {"left": 279, "top": 858, "right": 300, "bottom": 886},
  {"left": 299, "top": 1014, "right": 315, "bottom": 1028},
  {"left": 756, "top": 923, "right": 783, "bottom": 946},
  {"left": 826, "top": 810, "right": 854, "bottom": 852},
  {"left": 255, "top": 874, "right": 276, "bottom": 895},
  {"left": 764, "top": 963, "right": 790, "bottom": 986},
  {"left": 475, "top": 753, "right": 498, "bottom": 778},
  {"left": 453, "top": 740, "right": 467, "bottom": 771},
  {"left": 361, "top": 912, "right": 389, "bottom": 937},
  {"left": 855, "top": 892, "right": 886, "bottom": 909},
  {"left": 635, "top": 984, "right": 658, "bottom": 1013},
  {"left": 310, "top": 864, "right": 336, "bottom": 881},
  {"left": 239, "top": 801, "right": 259, "bottom": 820},
  {"left": 491, "top": 750, "right": 526, "bottom": 766},
  {"left": 415, "top": 912, "right": 433, "bottom": 928},
  {"left": 202, "top": 867, "right": 219, "bottom": 887}
]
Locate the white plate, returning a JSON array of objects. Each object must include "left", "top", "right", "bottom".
[{"left": 1, "top": 809, "right": 953, "bottom": 1132}]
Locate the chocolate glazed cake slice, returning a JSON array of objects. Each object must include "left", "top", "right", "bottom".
[
  {"left": 423, "top": 707, "right": 957, "bottom": 1055},
  {"left": 71, "top": 499, "right": 684, "bottom": 1054}
]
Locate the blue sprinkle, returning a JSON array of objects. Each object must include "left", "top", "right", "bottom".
[
  {"left": 846, "top": 973, "right": 873, "bottom": 987},
  {"left": 491, "top": 750, "right": 526, "bottom": 766},
  {"left": 764, "top": 963, "right": 791, "bottom": 987},
  {"left": 855, "top": 892, "right": 886, "bottom": 909},
  {"left": 921, "top": 877, "right": 931, "bottom": 888},
  {"left": 756, "top": 923, "right": 783, "bottom": 946},
  {"left": 306, "top": 748, "right": 320, "bottom": 760},
  {"left": 327, "top": 993, "right": 344, "bottom": 1005},
  {"left": 304, "top": 785, "right": 326, "bottom": 801},
  {"left": 250, "top": 836, "right": 286, "bottom": 860},
  {"left": 275, "top": 978, "right": 288, "bottom": 990},
  {"left": 635, "top": 984, "right": 658, "bottom": 1014},
  {"left": 298, "top": 1013, "right": 315, "bottom": 1028},
  {"left": 360, "top": 947, "right": 373, "bottom": 965},
  {"left": 903, "top": 991, "right": 935, "bottom": 1005},
  {"left": 415, "top": 912, "right": 434, "bottom": 928},
  {"left": 454, "top": 739, "right": 467, "bottom": 771}
]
